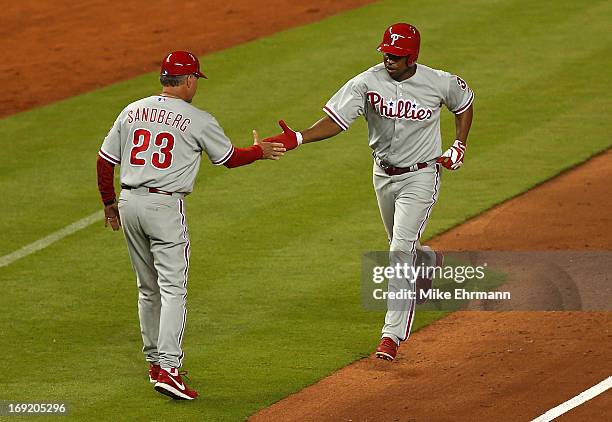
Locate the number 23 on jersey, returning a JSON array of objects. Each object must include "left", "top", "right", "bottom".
[{"left": 130, "top": 128, "right": 175, "bottom": 169}]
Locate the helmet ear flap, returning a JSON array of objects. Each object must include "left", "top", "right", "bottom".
[{"left": 406, "top": 49, "right": 420, "bottom": 64}]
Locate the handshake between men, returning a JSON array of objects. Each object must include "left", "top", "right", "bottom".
[{"left": 253, "top": 129, "right": 287, "bottom": 160}]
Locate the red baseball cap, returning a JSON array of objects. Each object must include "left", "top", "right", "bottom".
[{"left": 160, "top": 51, "right": 207, "bottom": 79}]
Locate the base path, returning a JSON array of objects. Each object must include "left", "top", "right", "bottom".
[
  {"left": 1, "top": 0, "right": 375, "bottom": 118},
  {"left": 250, "top": 150, "right": 612, "bottom": 421}
]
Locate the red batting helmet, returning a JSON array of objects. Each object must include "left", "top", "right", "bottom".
[
  {"left": 377, "top": 23, "right": 420, "bottom": 63},
  {"left": 160, "top": 51, "right": 207, "bottom": 79}
]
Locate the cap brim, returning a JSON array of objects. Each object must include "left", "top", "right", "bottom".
[
  {"left": 377, "top": 43, "right": 410, "bottom": 56},
  {"left": 195, "top": 71, "right": 208, "bottom": 79}
]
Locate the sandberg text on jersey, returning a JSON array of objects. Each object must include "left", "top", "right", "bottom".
[{"left": 127, "top": 107, "right": 192, "bottom": 132}]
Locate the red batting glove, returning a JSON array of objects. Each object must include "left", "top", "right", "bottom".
[
  {"left": 437, "top": 140, "right": 466, "bottom": 170},
  {"left": 262, "top": 120, "right": 302, "bottom": 150}
]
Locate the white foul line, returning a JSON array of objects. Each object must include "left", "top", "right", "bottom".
[
  {"left": 0, "top": 211, "right": 103, "bottom": 268},
  {"left": 531, "top": 376, "right": 612, "bottom": 422}
]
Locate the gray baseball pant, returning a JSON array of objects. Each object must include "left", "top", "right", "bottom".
[
  {"left": 118, "top": 188, "right": 190, "bottom": 369},
  {"left": 373, "top": 162, "right": 441, "bottom": 345}
]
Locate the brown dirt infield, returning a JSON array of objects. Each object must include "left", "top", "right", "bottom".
[
  {"left": 251, "top": 151, "right": 612, "bottom": 421},
  {"left": 2, "top": 0, "right": 375, "bottom": 118},
  {"left": 5, "top": 2, "right": 610, "bottom": 420}
]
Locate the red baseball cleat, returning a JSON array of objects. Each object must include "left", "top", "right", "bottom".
[
  {"left": 376, "top": 337, "right": 399, "bottom": 361},
  {"left": 416, "top": 251, "right": 444, "bottom": 305},
  {"left": 148, "top": 364, "right": 161, "bottom": 383},
  {"left": 154, "top": 368, "right": 198, "bottom": 400}
]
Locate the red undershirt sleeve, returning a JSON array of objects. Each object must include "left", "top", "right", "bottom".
[
  {"left": 97, "top": 155, "right": 117, "bottom": 204},
  {"left": 223, "top": 145, "right": 264, "bottom": 168}
]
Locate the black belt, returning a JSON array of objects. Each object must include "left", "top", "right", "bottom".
[{"left": 121, "top": 184, "right": 173, "bottom": 196}]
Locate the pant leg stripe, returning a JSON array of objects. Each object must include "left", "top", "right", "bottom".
[
  {"left": 177, "top": 199, "right": 189, "bottom": 360},
  {"left": 405, "top": 165, "right": 440, "bottom": 339},
  {"left": 403, "top": 295, "right": 416, "bottom": 340},
  {"left": 402, "top": 252, "right": 418, "bottom": 340},
  {"left": 411, "top": 165, "right": 441, "bottom": 255},
  {"left": 178, "top": 305, "right": 187, "bottom": 346},
  {"left": 179, "top": 199, "right": 186, "bottom": 230}
]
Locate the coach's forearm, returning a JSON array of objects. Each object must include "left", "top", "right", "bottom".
[
  {"left": 301, "top": 116, "right": 343, "bottom": 144},
  {"left": 455, "top": 105, "right": 473, "bottom": 144},
  {"left": 223, "top": 145, "right": 263, "bottom": 168},
  {"left": 97, "top": 155, "right": 117, "bottom": 205}
]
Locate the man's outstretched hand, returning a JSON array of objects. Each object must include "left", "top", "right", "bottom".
[
  {"left": 253, "top": 130, "right": 286, "bottom": 160},
  {"left": 262, "top": 120, "right": 302, "bottom": 151}
]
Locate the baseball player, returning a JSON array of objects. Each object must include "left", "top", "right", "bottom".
[
  {"left": 263, "top": 23, "right": 474, "bottom": 361},
  {"left": 96, "top": 51, "right": 285, "bottom": 400}
]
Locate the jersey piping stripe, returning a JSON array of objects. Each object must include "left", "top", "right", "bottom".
[
  {"left": 212, "top": 145, "right": 235, "bottom": 165},
  {"left": 98, "top": 149, "right": 120, "bottom": 165},
  {"left": 323, "top": 106, "right": 349, "bottom": 131},
  {"left": 453, "top": 89, "right": 474, "bottom": 115}
]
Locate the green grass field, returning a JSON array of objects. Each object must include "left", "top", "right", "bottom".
[{"left": 1, "top": 0, "right": 611, "bottom": 420}]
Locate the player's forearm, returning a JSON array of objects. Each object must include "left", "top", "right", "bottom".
[
  {"left": 300, "top": 116, "right": 343, "bottom": 144},
  {"left": 223, "top": 145, "right": 264, "bottom": 168},
  {"left": 97, "top": 155, "right": 117, "bottom": 204},
  {"left": 454, "top": 105, "right": 473, "bottom": 144}
]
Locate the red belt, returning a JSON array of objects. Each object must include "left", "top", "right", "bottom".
[{"left": 381, "top": 162, "right": 429, "bottom": 176}]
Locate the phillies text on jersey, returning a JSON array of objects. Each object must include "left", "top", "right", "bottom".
[{"left": 366, "top": 91, "right": 433, "bottom": 121}]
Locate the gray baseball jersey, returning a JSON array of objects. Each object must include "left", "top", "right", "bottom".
[
  {"left": 98, "top": 95, "right": 234, "bottom": 193},
  {"left": 323, "top": 63, "right": 474, "bottom": 167}
]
